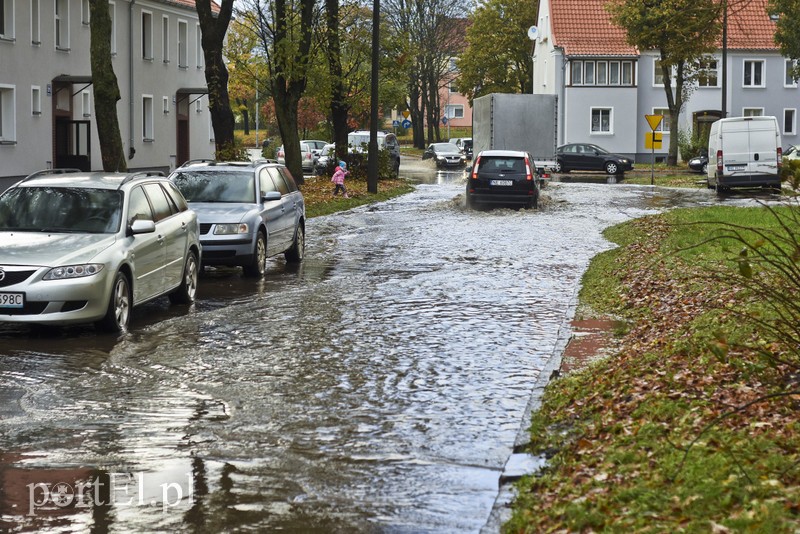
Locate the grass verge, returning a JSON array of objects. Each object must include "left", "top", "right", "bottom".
[
  {"left": 301, "top": 175, "right": 414, "bottom": 218},
  {"left": 507, "top": 206, "right": 800, "bottom": 532}
]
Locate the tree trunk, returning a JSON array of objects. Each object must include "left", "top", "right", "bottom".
[
  {"left": 326, "top": 0, "right": 350, "bottom": 161},
  {"left": 88, "top": 0, "right": 126, "bottom": 172},
  {"left": 660, "top": 58, "right": 679, "bottom": 166}
]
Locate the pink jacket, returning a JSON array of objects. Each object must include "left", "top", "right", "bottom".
[{"left": 331, "top": 167, "right": 347, "bottom": 185}]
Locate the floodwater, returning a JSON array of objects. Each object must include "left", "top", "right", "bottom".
[{"left": 0, "top": 163, "right": 759, "bottom": 532}]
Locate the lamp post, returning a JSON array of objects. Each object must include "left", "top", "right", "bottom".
[{"left": 721, "top": 0, "right": 727, "bottom": 118}]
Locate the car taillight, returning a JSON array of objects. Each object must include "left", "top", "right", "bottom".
[
  {"left": 778, "top": 146, "right": 783, "bottom": 168},
  {"left": 716, "top": 150, "right": 723, "bottom": 173},
  {"left": 524, "top": 156, "right": 533, "bottom": 181},
  {"left": 471, "top": 156, "right": 481, "bottom": 179}
]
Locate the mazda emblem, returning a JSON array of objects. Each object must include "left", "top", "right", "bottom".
[{"left": 0, "top": 268, "right": 5, "bottom": 282}]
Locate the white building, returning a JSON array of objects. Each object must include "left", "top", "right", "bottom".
[{"left": 0, "top": 0, "right": 216, "bottom": 189}]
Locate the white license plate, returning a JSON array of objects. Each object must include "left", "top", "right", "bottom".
[
  {"left": 0, "top": 292, "right": 24, "bottom": 308},
  {"left": 491, "top": 180, "right": 513, "bottom": 186},
  {"left": 727, "top": 165, "right": 746, "bottom": 171}
]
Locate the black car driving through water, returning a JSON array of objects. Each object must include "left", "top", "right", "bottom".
[{"left": 465, "top": 150, "right": 540, "bottom": 210}]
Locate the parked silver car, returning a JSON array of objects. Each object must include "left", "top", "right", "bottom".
[
  {"left": 169, "top": 160, "right": 305, "bottom": 277},
  {"left": 276, "top": 143, "right": 318, "bottom": 173},
  {"left": 0, "top": 169, "right": 201, "bottom": 332}
]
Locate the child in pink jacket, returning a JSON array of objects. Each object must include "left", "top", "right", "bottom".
[{"left": 331, "top": 161, "right": 349, "bottom": 198}]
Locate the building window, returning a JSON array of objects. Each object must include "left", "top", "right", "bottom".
[
  {"left": 109, "top": 1, "right": 115, "bottom": 54},
  {"left": 195, "top": 23, "right": 202, "bottom": 68},
  {"left": 584, "top": 62, "right": 595, "bottom": 85},
  {"left": 785, "top": 59, "right": 798, "bottom": 87},
  {"left": 162, "top": 96, "right": 169, "bottom": 114},
  {"left": 142, "top": 95, "right": 154, "bottom": 140},
  {"left": 0, "top": 0, "right": 14, "bottom": 40},
  {"left": 697, "top": 57, "right": 718, "bottom": 87},
  {"left": 596, "top": 61, "right": 608, "bottom": 85},
  {"left": 30, "top": 0, "right": 39, "bottom": 44},
  {"left": 81, "top": 0, "right": 89, "bottom": 25},
  {"left": 742, "top": 107, "right": 763, "bottom": 117},
  {"left": 571, "top": 61, "right": 582, "bottom": 85},
  {"left": 743, "top": 60, "right": 764, "bottom": 87},
  {"left": 622, "top": 62, "right": 633, "bottom": 85},
  {"left": 445, "top": 104, "right": 464, "bottom": 119},
  {"left": 55, "top": 0, "right": 69, "bottom": 50},
  {"left": 81, "top": 90, "right": 91, "bottom": 117},
  {"left": 141, "top": 10, "right": 152, "bottom": 60},
  {"left": 31, "top": 85, "right": 40, "bottom": 115},
  {"left": 784, "top": 109, "right": 796, "bottom": 135},
  {"left": 573, "top": 60, "right": 634, "bottom": 86},
  {"left": 591, "top": 107, "right": 612, "bottom": 134},
  {"left": 177, "top": 20, "right": 187, "bottom": 68},
  {"left": 161, "top": 15, "right": 169, "bottom": 63},
  {"left": 0, "top": 85, "right": 16, "bottom": 142},
  {"left": 652, "top": 108, "right": 670, "bottom": 133},
  {"left": 609, "top": 61, "right": 620, "bottom": 84}
]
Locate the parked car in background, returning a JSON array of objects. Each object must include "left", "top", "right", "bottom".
[
  {"left": 423, "top": 143, "right": 467, "bottom": 168},
  {"left": 688, "top": 151, "right": 709, "bottom": 173},
  {"left": 169, "top": 160, "right": 305, "bottom": 278},
  {"left": 461, "top": 138, "right": 473, "bottom": 159},
  {"left": 276, "top": 143, "right": 318, "bottom": 174},
  {"left": 315, "top": 143, "right": 336, "bottom": 175},
  {"left": 784, "top": 145, "right": 799, "bottom": 161},
  {"left": 0, "top": 169, "right": 201, "bottom": 333},
  {"left": 301, "top": 140, "right": 328, "bottom": 157},
  {"left": 466, "top": 150, "right": 541, "bottom": 210},
  {"left": 347, "top": 131, "right": 401, "bottom": 177},
  {"left": 554, "top": 143, "right": 634, "bottom": 175}
]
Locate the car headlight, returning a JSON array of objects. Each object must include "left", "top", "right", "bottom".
[
  {"left": 214, "top": 223, "right": 249, "bottom": 235},
  {"left": 44, "top": 264, "right": 105, "bottom": 280}
]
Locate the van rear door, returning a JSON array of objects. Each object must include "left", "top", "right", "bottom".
[
  {"left": 720, "top": 120, "right": 750, "bottom": 173},
  {"left": 747, "top": 118, "right": 779, "bottom": 175}
]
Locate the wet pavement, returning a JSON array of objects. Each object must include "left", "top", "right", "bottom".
[{"left": 0, "top": 162, "right": 766, "bottom": 532}]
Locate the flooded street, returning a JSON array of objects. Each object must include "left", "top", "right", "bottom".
[{"left": 0, "top": 166, "right": 743, "bottom": 532}]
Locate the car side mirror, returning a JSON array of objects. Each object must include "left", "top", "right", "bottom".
[
  {"left": 262, "top": 191, "right": 282, "bottom": 202},
  {"left": 128, "top": 219, "right": 156, "bottom": 236}
]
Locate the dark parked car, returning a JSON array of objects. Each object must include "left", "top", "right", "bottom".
[
  {"left": 169, "top": 160, "right": 305, "bottom": 277},
  {"left": 465, "top": 150, "right": 540, "bottom": 210},
  {"left": 423, "top": 143, "right": 467, "bottom": 168},
  {"left": 554, "top": 143, "right": 634, "bottom": 175},
  {"left": 688, "top": 151, "right": 709, "bottom": 173}
]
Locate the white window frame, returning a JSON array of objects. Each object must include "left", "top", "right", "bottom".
[
  {"left": 54, "top": 0, "right": 69, "bottom": 50},
  {"left": 697, "top": 56, "right": 719, "bottom": 88},
  {"left": 652, "top": 108, "right": 670, "bottom": 133},
  {"left": 584, "top": 62, "right": 595, "bottom": 85},
  {"left": 142, "top": 94, "right": 154, "bottom": 141},
  {"left": 161, "top": 15, "right": 169, "bottom": 63},
  {"left": 784, "top": 108, "right": 796, "bottom": 135},
  {"left": 590, "top": 107, "right": 613, "bottom": 135},
  {"left": 785, "top": 59, "right": 798, "bottom": 88},
  {"left": 31, "top": 85, "right": 41, "bottom": 115},
  {"left": 596, "top": 61, "right": 608, "bottom": 85},
  {"left": 0, "top": 0, "right": 15, "bottom": 41},
  {"left": 571, "top": 61, "right": 582, "bottom": 85},
  {"left": 622, "top": 61, "right": 633, "bottom": 85},
  {"left": 177, "top": 19, "right": 188, "bottom": 68},
  {"left": 81, "top": 90, "right": 91, "bottom": 117},
  {"left": 81, "top": 0, "right": 89, "bottom": 25},
  {"left": 0, "top": 85, "right": 17, "bottom": 143},
  {"left": 195, "top": 22, "right": 203, "bottom": 68},
  {"left": 743, "top": 59, "right": 765, "bottom": 88},
  {"left": 30, "top": 0, "right": 40, "bottom": 45},
  {"left": 742, "top": 107, "right": 764, "bottom": 117},
  {"left": 609, "top": 61, "right": 620, "bottom": 85},
  {"left": 445, "top": 104, "right": 464, "bottom": 119},
  {"left": 162, "top": 95, "right": 169, "bottom": 114},
  {"left": 108, "top": 1, "right": 116, "bottom": 55},
  {"left": 141, "top": 10, "right": 153, "bottom": 60}
]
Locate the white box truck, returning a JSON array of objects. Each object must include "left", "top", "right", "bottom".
[{"left": 706, "top": 116, "right": 783, "bottom": 191}]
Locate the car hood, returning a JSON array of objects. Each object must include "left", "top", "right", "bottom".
[
  {"left": 189, "top": 203, "right": 259, "bottom": 224},
  {"left": 0, "top": 232, "right": 117, "bottom": 267}
]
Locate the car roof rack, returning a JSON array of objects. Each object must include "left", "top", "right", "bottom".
[
  {"left": 179, "top": 158, "right": 217, "bottom": 168},
  {"left": 118, "top": 171, "right": 166, "bottom": 188},
  {"left": 18, "top": 168, "right": 82, "bottom": 184}
]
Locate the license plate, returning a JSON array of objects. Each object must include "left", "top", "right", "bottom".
[
  {"left": 727, "top": 165, "right": 746, "bottom": 171},
  {"left": 0, "top": 292, "right": 24, "bottom": 309},
  {"left": 491, "top": 180, "right": 513, "bottom": 186}
]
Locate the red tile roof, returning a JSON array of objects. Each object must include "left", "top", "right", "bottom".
[
  {"left": 162, "top": 0, "right": 221, "bottom": 14},
  {"left": 550, "top": 0, "right": 779, "bottom": 56}
]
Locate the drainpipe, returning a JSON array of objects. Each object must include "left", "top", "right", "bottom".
[
  {"left": 559, "top": 48, "right": 566, "bottom": 145},
  {"left": 128, "top": 0, "right": 136, "bottom": 160}
]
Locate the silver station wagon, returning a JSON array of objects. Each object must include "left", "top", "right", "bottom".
[
  {"left": 169, "top": 160, "right": 305, "bottom": 276},
  {"left": 0, "top": 170, "right": 201, "bottom": 333}
]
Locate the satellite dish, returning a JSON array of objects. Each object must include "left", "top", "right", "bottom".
[{"left": 527, "top": 26, "right": 539, "bottom": 41}]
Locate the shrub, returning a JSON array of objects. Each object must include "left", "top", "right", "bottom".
[{"left": 677, "top": 129, "right": 707, "bottom": 162}]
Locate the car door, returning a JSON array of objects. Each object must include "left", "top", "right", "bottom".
[
  {"left": 144, "top": 182, "right": 191, "bottom": 293},
  {"left": 126, "top": 186, "right": 165, "bottom": 303},
  {"left": 268, "top": 167, "right": 297, "bottom": 251},
  {"left": 258, "top": 168, "right": 288, "bottom": 256},
  {"left": 561, "top": 145, "right": 580, "bottom": 169},
  {"left": 584, "top": 145, "right": 605, "bottom": 170}
]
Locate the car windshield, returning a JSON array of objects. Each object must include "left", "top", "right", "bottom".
[
  {"left": 433, "top": 143, "right": 460, "bottom": 152},
  {"left": 0, "top": 186, "right": 123, "bottom": 233},
  {"left": 171, "top": 171, "right": 256, "bottom": 203}
]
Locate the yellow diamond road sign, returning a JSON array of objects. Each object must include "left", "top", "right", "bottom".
[{"left": 645, "top": 114, "right": 664, "bottom": 131}]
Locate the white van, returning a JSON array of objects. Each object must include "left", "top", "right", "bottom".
[{"left": 707, "top": 116, "right": 783, "bottom": 191}]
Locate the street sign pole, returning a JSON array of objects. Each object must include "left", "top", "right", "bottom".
[
  {"left": 651, "top": 133, "right": 655, "bottom": 186},
  {"left": 644, "top": 114, "right": 664, "bottom": 186}
]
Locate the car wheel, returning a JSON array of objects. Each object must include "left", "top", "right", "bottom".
[
  {"left": 169, "top": 250, "right": 199, "bottom": 304},
  {"left": 285, "top": 224, "right": 305, "bottom": 263},
  {"left": 243, "top": 230, "right": 268, "bottom": 277},
  {"left": 97, "top": 271, "right": 131, "bottom": 333},
  {"left": 605, "top": 161, "right": 619, "bottom": 175}
]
